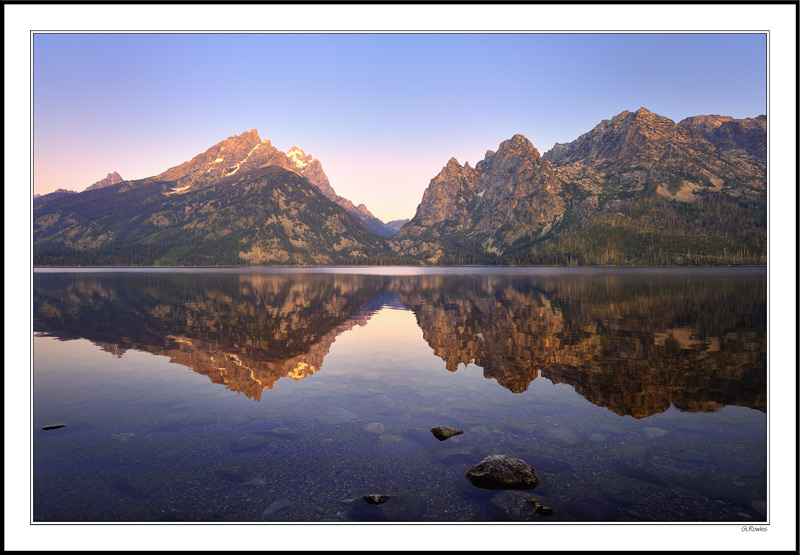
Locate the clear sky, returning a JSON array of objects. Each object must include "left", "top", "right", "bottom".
[{"left": 33, "top": 32, "right": 766, "bottom": 222}]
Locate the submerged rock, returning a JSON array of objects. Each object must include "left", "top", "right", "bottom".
[
  {"left": 431, "top": 426, "right": 464, "bottom": 441},
  {"left": 379, "top": 434, "right": 403, "bottom": 445},
  {"left": 525, "top": 497, "right": 554, "bottom": 516},
  {"left": 466, "top": 455, "right": 539, "bottom": 490},
  {"left": 489, "top": 491, "right": 553, "bottom": 521},
  {"left": 262, "top": 498, "right": 293, "bottom": 517},
  {"left": 363, "top": 494, "right": 391, "bottom": 505}
]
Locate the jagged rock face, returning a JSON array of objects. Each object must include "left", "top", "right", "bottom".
[
  {"left": 286, "top": 146, "right": 334, "bottom": 196},
  {"left": 402, "top": 158, "right": 481, "bottom": 233},
  {"left": 544, "top": 108, "right": 765, "bottom": 200},
  {"left": 150, "top": 130, "right": 294, "bottom": 190},
  {"left": 85, "top": 172, "right": 125, "bottom": 191},
  {"left": 679, "top": 114, "right": 766, "bottom": 161},
  {"left": 395, "top": 135, "right": 564, "bottom": 258}
]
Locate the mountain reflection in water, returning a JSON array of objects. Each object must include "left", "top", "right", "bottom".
[{"left": 33, "top": 270, "right": 766, "bottom": 417}]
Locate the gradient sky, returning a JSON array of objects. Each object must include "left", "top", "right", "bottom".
[{"left": 33, "top": 32, "right": 766, "bottom": 222}]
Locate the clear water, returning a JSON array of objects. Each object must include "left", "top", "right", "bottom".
[{"left": 32, "top": 267, "right": 767, "bottom": 522}]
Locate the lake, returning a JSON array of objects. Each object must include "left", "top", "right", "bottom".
[{"left": 32, "top": 267, "right": 767, "bottom": 522}]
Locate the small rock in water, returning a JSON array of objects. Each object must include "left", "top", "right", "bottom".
[
  {"left": 363, "top": 494, "right": 391, "bottom": 505},
  {"left": 588, "top": 433, "right": 607, "bottom": 443},
  {"left": 41, "top": 424, "right": 66, "bottom": 431},
  {"left": 643, "top": 427, "right": 669, "bottom": 438},
  {"left": 366, "top": 422, "right": 386, "bottom": 434},
  {"left": 430, "top": 426, "right": 464, "bottom": 441},
  {"left": 262, "top": 499, "right": 293, "bottom": 517},
  {"left": 466, "top": 455, "right": 539, "bottom": 490}
]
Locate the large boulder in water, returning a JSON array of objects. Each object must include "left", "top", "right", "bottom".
[
  {"left": 466, "top": 455, "right": 539, "bottom": 490},
  {"left": 430, "top": 426, "right": 464, "bottom": 441}
]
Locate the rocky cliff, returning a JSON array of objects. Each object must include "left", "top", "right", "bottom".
[
  {"left": 394, "top": 135, "right": 564, "bottom": 262},
  {"left": 678, "top": 114, "right": 766, "bottom": 161}
]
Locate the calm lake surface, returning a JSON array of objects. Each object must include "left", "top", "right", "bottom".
[{"left": 32, "top": 267, "right": 767, "bottom": 523}]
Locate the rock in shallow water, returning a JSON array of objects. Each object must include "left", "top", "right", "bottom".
[
  {"left": 489, "top": 491, "right": 554, "bottom": 521},
  {"left": 431, "top": 426, "right": 464, "bottom": 441},
  {"left": 363, "top": 494, "right": 391, "bottom": 505},
  {"left": 466, "top": 455, "right": 539, "bottom": 490}
]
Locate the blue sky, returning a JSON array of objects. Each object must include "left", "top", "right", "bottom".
[{"left": 33, "top": 32, "right": 766, "bottom": 221}]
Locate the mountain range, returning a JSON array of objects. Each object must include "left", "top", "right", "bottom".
[{"left": 33, "top": 107, "right": 766, "bottom": 266}]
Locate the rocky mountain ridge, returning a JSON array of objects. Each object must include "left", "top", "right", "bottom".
[
  {"left": 34, "top": 108, "right": 766, "bottom": 266},
  {"left": 34, "top": 164, "right": 390, "bottom": 266},
  {"left": 394, "top": 134, "right": 565, "bottom": 263},
  {"left": 147, "top": 130, "right": 395, "bottom": 236},
  {"left": 85, "top": 171, "right": 125, "bottom": 191},
  {"left": 391, "top": 107, "right": 766, "bottom": 265}
]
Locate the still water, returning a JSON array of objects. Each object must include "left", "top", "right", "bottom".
[{"left": 32, "top": 267, "right": 767, "bottom": 522}]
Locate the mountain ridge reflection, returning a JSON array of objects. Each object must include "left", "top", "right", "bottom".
[{"left": 34, "top": 271, "right": 766, "bottom": 415}]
